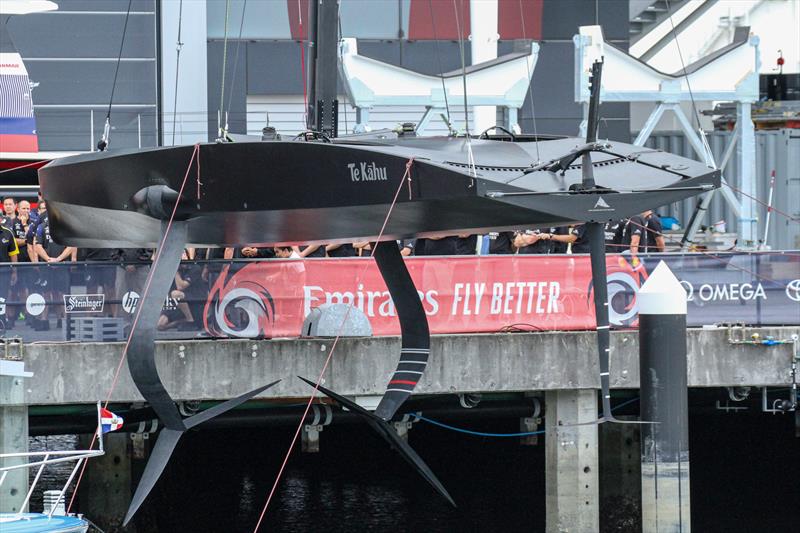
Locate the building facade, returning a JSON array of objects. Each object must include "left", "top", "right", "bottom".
[{"left": 4, "top": 0, "right": 630, "bottom": 152}]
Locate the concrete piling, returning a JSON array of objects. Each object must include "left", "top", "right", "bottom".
[
  {"left": 0, "top": 360, "right": 32, "bottom": 513},
  {"left": 638, "top": 261, "right": 691, "bottom": 532},
  {"left": 545, "top": 389, "right": 599, "bottom": 532},
  {"left": 79, "top": 431, "right": 133, "bottom": 531}
]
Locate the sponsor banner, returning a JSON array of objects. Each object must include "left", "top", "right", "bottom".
[
  {"left": 0, "top": 253, "right": 796, "bottom": 341},
  {"left": 63, "top": 294, "right": 105, "bottom": 314},
  {"left": 202, "top": 253, "right": 800, "bottom": 338},
  {"left": 25, "top": 293, "right": 45, "bottom": 316}
]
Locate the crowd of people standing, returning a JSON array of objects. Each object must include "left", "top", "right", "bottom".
[{"left": 0, "top": 194, "right": 666, "bottom": 331}]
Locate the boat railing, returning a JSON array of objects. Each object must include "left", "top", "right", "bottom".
[{"left": 0, "top": 402, "right": 107, "bottom": 519}]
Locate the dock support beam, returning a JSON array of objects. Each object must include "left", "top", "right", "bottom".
[
  {"left": 639, "top": 262, "right": 691, "bottom": 532},
  {"left": 0, "top": 360, "right": 32, "bottom": 513},
  {"left": 79, "top": 431, "right": 133, "bottom": 531},
  {"left": 600, "top": 417, "right": 642, "bottom": 530},
  {"left": 545, "top": 389, "right": 599, "bottom": 532}
]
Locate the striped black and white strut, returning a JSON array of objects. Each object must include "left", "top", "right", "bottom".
[{"left": 301, "top": 239, "right": 453, "bottom": 506}]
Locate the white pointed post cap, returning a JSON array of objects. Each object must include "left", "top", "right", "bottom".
[
  {"left": 0, "top": 1, "right": 58, "bottom": 15},
  {"left": 638, "top": 260, "right": 687, "bottom": 315}
]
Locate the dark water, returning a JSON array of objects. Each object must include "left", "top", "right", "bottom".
[
  {"left": 145, "top": 417, "right": 544, "bottom": 532},
  {"left": 32, "top": 401, "right": 800, "bottom": 532}
]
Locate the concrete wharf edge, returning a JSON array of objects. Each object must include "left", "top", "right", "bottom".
[{"left": 16, "top": 326, "right": 800, "bottom": 405}]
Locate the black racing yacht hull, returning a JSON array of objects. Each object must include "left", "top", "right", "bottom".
[{"left": 39, "top": 138, "right": 719, "bottom": 248}]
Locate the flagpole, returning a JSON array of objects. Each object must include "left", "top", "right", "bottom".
[{"left": 96, "top": 401, "right": 104, "bottom": 453}]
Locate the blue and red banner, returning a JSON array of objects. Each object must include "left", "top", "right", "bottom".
[{"left": 0, "top": 52, "right": 39, "bottom": 152}]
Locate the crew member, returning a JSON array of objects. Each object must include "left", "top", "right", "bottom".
[
  {"left": 486, "top": 231, "right": 515, "bottom": 254},
  {"left": 514, "top": 227, "right": 560, "bottom": 254},
  {"left": 0, "top": 222, "right": 19, "bottom": 328},
  {"left": 414, "top": 236, "right": 458, "bottom": 256},
  {"left": 326, "top": 243, "right": 358, "bottom": 257},
  {"left": 623, "top": 210, "right": 665, "bottom": 254},
  {"left": 34, "top": 207, "right": 77, "bottom": 330},
  {"left": 455, "top": 234, "right": 478, "bottom": 255},
  {"left": 548, "top": 224, "right": 592, "bottom": 253},
  {"left": 1, "top": 197, "right": 16, "bottom": 227},
  {"left": 604, "top": 219, "right": 627, "bottom": 253},
  {"left": 9, "top": 201, "right": 34, "bottom": 326}
]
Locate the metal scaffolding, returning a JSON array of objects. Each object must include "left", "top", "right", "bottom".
[
  {"left": 338, "top": 38, "right": 538, "bottom": 135},
  {"left": 574, "top": 25, "right": 761, "bottom": 248}
]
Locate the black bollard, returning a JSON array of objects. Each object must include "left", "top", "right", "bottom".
[{"left": 638, "top": 261, "right": 691, "bottom": 532}]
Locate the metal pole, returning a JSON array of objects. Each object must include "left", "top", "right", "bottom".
[
  {"left": 737, "top": 101, "right": 758, "bottom": 247},
  {"left": 760, "top": 170, "right": 776, "bottom": 249},
  {"left": 639, "top": 261, "right": 691, "bottom": 532},
  {"left": 90, "top": 109, "right": 95, "bottom": 151},
  {"left": 138, "top": 113, "right": 142, "bottom": 148},
  {"left": 469, "top": 0, "right": 498, "bottom": 132}
]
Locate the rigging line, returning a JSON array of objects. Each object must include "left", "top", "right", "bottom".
[
  {"left": 664, "top": 0, "right": 702, "bottom": 131},
  {"left": 0, "top": 161, "right": 47, "bottom": 174},
  {"left": 297, "top": 0, "right": 308, "bottom": 128},
  {"left": 253, "top": 159, "right": 415, "bottom": 533},
  {"left": 517, "top": 0, "right": 541, "bottom": 162},
  {"left": 171, "top": 0, "right": 184, "bottom": 146},
  {"left": 624, "top": 216, "right": 789, "bottom": 288},
  {"left": 412, "top": 397, "right": 641, "bottom": 438},
  {"left": 337, "top": 15, "right": 349, "bottom": 134},
  {"left": 724, "top": 182, "right": 799, "bottom": 223},
  {"left": 218, "top": 0, "right": 232, "bottom": 135},
  {"left": 225, "top": 0, "right": 248, "bottom": 118},
  {"left": 453, "top": 0, "right": 476, "bottom": 177},
  {"left": 67, "top": 145, "right": 201, "bottom": 514},
  {"left": 106, "top": 0, "right": 133, "bottom": 121},
  {"left": 428, "top": 0, "right": 451, "bottom": 125}
]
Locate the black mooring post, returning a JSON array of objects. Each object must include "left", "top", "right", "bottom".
[
  {"left": 638, "top": 261, "right": 691, "bottom": 531},
  {"left": 309, "top": 0, "right": 339, "bottom": 137}
]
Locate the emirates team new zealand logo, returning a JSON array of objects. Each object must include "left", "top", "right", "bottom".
[{"left": 203, "top": 266, "right": 276, "bottom": 338}]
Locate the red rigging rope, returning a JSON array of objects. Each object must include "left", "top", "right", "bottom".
[
  {"left": 252, "top": 159, "right": 415, "bottom": 533},
  {"left": 0, "top": 160, "right": 49, "bottom": 174},
  {"left": 724, "top": 182, "right": 799, "bottom": 223},
  {"left": 67, "top": 144, "right": 201, "bottom": 513}
]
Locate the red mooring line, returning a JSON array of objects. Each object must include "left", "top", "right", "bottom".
[
  {"left": 67, "top": 144, "right": 200, "bottom": 513},
  {"left": 252, "top": 159, "right": 414, "bottom": 533}
]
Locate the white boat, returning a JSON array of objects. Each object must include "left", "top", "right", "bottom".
[{"left": 0, "top": 402, "right": 120, "bottom": 532}]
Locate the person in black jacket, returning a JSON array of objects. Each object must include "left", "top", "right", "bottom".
[
  {"left": 622, "top": 210, "right": 666, "bottom": 254},
  {"left": 486, "top": 231, "right": 515, "bottom": 254},
  {"left": 414, "top": 236, "right": 458, "bottom": 256},
  {"left": 33, "top": 209, "right": 77, "bottom": 330},
  {"left": 0, "top": 223, "right": 19, "bottom": 329}
]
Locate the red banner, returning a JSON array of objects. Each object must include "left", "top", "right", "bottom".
[{"left": 202, "top": 255, "right": 648, "bottom": 338}]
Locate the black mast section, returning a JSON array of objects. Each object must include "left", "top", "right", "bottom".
[{"left": 307, "top": 0, "right": 339, "bottom": 137}]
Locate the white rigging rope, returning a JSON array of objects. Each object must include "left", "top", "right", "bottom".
[
  {"left": 225, "top": 0, "right": 248, "bottom": 121},
  {"left": 453, "top": 0, "right": 476, "bottom": 178},
  {"left": 171, "top": 0, "right": 184, "bottom": 146},
  {"left": 518, "top": 0, "right": 541, "bottom": 163},
  {"left": 218, "top": 0, "right": 232, "bottom": 138},
  {"left": 428, "top": 0, "right": 452, "bottom": 127}
]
